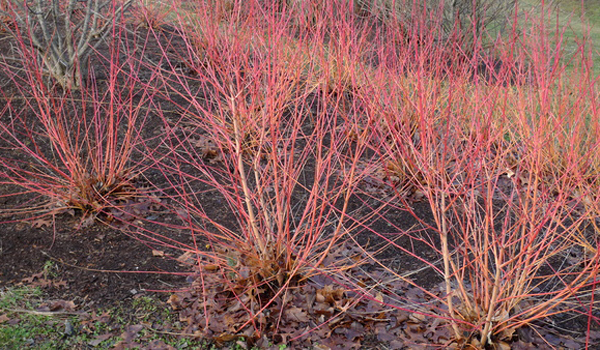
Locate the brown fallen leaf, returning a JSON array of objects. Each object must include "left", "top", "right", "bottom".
[
  {"left": 121, "top": 324, "right": 144, "bottom": 343},
  {"left": 389, "top": 339, "right": 406, "bottom": 349},
  {"left": 285, "top": 306, "right": 310, "bottom": 323},
  {"left": 496, "top": 340, "right": 512, "bottom": 350},
  {"left": 79, "top": 214, "right": 96, "bottom": 228},
  {"left": 409, "top": 312, "right": 427, "bottom": 323},
  {"left": 31, "top": 217, "right": 52, "bottom": 228},
  {"left": 175, "top": 251, "right": 197, "bottom": 265},
  {"left": 113, "top": 340, "right": 142, "bottom": 349},
  {"left": 152, "top": 249, "right": 165, "bottom": 257},
  {"left": 88, "top": 333, "right": 114, "bottom": 347},
  {"left": 21, "top": 272, "right": 67, "bottom": 289},
  {"left": 49, "top": 300, "right": 76, "bottom": 311},
  {"left": 203, "top": 264, "right": 220, "bottom": 271},
  {"left": 146, "top": 339, "right": 177, "bottom": 350},
  {"left": 317, "top": 284, "right": 345, "bottom": 303},
  {"left": 22, "top": 271, "right": 44, "bottom": 284}
]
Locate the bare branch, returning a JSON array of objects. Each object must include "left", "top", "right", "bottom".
[{"left": 3, "top": 0, "right": 134, "bottom": 88}]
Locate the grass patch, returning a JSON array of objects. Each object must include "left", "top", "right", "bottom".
[
  {"left": 520, "top": 0, "right": 600, "bottom": 75},
  {"left": 0, "top": 286, "right": 207, "bottom": 349}
]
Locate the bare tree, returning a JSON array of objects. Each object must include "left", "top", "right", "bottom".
[
  {"left": 355, "top": 0, "right": 516, "bottom": 48},
  {"left": 1, "top": 0, "right": 134, "bottom": 88},
  {"left": 441, "top": 0, "right": 516, "bottom": 45}
]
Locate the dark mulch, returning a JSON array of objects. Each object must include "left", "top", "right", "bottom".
[{"left": 0, "top": 215, "right": 188, "bottom": 307}]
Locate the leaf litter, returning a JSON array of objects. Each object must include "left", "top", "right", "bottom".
[{"left": 166, "top": 241, "right": 599, "bottom": 349}]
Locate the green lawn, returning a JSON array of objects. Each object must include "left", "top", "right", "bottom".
[{"left": 521, "top": 0, "right": 600, "bottom": 75}]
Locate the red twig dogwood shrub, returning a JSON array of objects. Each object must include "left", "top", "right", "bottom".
[
  {"left": 144, "top": 0, "right": 389, "bottom": 343},
  {"left": 0, "top": 0, "right": 585, "bottom": 346},
  {"left": 359, "top": 3, "right": 600, "bottom": 347},
  {"left": 121, "top": 0, "right": 600, "bottom": 347},
  {"left": 0, "top": 0, "right": 13, "bottom": 29},
  {"left": 0, "top": 26, "right": 164, "bottom": 226}
]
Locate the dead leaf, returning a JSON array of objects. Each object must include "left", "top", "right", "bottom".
[
  {"left": 203, "top": 264, "right": 219, "bottom": 271},
  {"left": 49, "top": 300, "right": 76, "bottom": 311},
  {"left": 409, "top": 312, "right": 427, "bottom": 323},
  {"left": 588, "top": 330, "right": 600, "bottom": 341},
  {"left": 22, "top": 271, "right": 67, "bottom": 289},
  {"left": 79, "top": 214, "right": 96, "bottom": 228},
  {"left": 317, "top": 285, "right": 345, "bottom": 303},
  {"left": 85, "top": 311, "right": 111, "bottom": 324},
  {"left": 389, "top": 339, "right": 405, "bottom": 349},
  {"left": 234, "top": 340, "right": 248, "bottom": 349},
  {"left": 152, "top": 250, "right": 165, "bottom": 257},
  {"left": 176, "top": 251, "right": 197, "bottom": 265},
  {"left": 22, "top": 271, "right": 44, "bottom": 284},
  {"left": 495, "top": 341, "right": 511, "bottom": 350},
  {"left": 213, "top": 333, "right": 240, "bottom": 343},
  {"left": 285, "top": 307, "right": 310, "bottom": 323},
  {"left": 146, "top": 340, "right": 177, "bottom": 350},
  {"left": 31, "top": 217, "right": 52, "bottom": 228},
  {"left": 167, "top": 294, "right": 180, "bottom": 308},
  {"left": 88, "top": 333, "right": 114, "bottom": 346},
  {"left": 113, "top": 340, "right": 142, "bottom": 349},
  {"left": 121, "top": 324, "right": 144, "bottom": 343},
  {"left": 175, "top": 208, "right": 190, "bottom": 220},
  {"left": 0, "top": 314, "right": 9, "bottom": 323}
]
